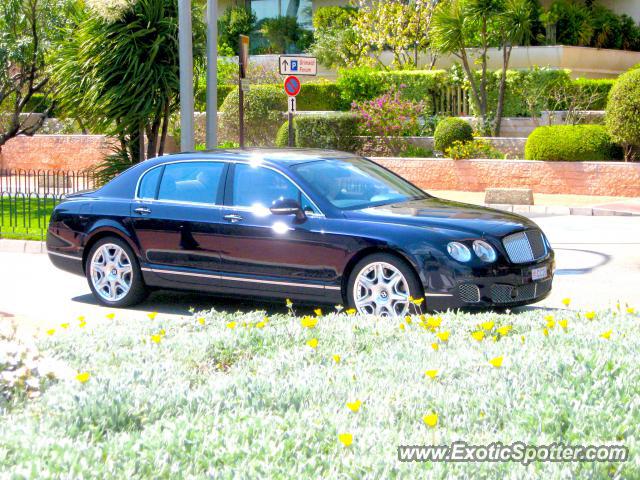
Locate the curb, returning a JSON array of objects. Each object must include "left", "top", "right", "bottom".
[
  {"left": 485, "top": 204, "right": 640, "bottom": 217},
  {"left": 0, "top": 239, "right": 46, "bottom": 254}
]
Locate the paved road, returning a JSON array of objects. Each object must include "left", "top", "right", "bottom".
[{"left": 1, "top": 215, "right": 638, "bottom": 329}]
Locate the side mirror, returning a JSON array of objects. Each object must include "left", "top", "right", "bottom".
[{"left": 270, "top": 198, "right": 306, "bottom": 221}]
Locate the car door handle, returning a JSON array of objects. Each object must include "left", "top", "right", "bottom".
[
  {"left": 134, "top": 207, "right": 152, "bottom": 215},
  {"left": 223, "top": 213, "right": 243, "bottom": 223}
]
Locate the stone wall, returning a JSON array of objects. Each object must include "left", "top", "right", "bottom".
[{"left": 372, "top": 157, "right": 640, "bottom": 197}]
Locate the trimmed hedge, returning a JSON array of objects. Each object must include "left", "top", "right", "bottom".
[
  {"left": 297, "top": 83, "right": 343, "bottom": 111},
  {"left": 275, "top": 113, "right": 360, "bottom": 151},
  {"left": 573, "top": 78, "right": 616, "bottom": 110},
  {"left": 525, "top": 125, "right": 622, "bottom": 161},
  {"left": 434, "top": 117, "right": 473, "bottom": 152}
]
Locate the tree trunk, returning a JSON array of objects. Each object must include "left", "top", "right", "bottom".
[
  {"left": 146, "top": 107, "right": 161, "bottom": 159},
  {"left": 494, "top": 45, "right": 512, "bottom": 136},
  {"left": 158, "top": 102, "right": 170, "bottom": 157},
  {"left": 138, "top": 123, "right": 145, "bottom": 162}
]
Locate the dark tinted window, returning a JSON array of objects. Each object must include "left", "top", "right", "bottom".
[
  {"left": 232, "top": 164, "right": 318, "bottom": 213},
  {"left": 138, "top": 166, "right": 162, "bottom": 199},
  {"left": 157, "top": 162, "right": 224, "bottom": 204},
  {"left": 292, "top": 157, "right": 428, "bottom": 209}
]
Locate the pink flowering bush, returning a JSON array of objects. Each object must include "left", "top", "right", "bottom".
[{"left": 352, "top": 87, "right": 425, "bottom": 156}]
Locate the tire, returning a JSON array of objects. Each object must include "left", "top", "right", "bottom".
[
  {"left": 85, "top": 236, "right": 148, "bottom": 308},
  {"left": 347, "top": 253, "right": 423, "bottom": 317}
]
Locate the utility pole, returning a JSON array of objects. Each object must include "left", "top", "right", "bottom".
[
  {"left": 206, "top": 0, "right": 218, "bottom": 149},
  {"left": 178, "top": 0, "right": 194, "bottom": 151}
]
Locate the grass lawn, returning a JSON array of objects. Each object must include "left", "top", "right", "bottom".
[
  {"left": 0, "top": 196, "right": 58, "bottom": 241},
  {"left": 1, "top": 305, "right": 639, "bottom": 478}
]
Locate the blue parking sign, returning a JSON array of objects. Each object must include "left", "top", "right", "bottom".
[{"left": 291, "top": 60, "right": 298, "bottom": 71}]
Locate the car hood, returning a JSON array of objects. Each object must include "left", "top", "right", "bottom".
[{"left": 344, "top": 197, "right": 538, "bottom": 238}]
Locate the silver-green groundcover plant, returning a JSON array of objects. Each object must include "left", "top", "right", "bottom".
[{"left": 398, "top": 441, "right": 629, "bottom": 465}]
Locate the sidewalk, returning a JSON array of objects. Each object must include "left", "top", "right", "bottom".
[{"left": 430, "top": 191, "right": 640, "bottom": 216}]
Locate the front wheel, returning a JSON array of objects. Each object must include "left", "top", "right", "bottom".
[
  {"left": 85, "top": 237, "right": 148, "bottom": 308},
  {"left": 347, "top": 253, "right": 423, "bottom": 318}
]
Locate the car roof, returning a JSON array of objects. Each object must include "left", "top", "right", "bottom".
[{"left": 139, "top": 148, "right": 359, "bottom": 169}]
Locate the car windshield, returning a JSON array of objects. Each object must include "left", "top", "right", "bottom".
[{"left": 291, "top": 157, "right": 429, "bottom": 210}]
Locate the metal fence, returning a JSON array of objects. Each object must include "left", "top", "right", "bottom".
[
  {"left": 0, "top": 168, "right": 98, "bottom": 195},
  {"left": 0, "top": 169, "right": 95, "bottom": 240}
]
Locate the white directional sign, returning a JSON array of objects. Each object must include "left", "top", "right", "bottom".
[
  {"left": 288, "top": 96, "right": 297, "bottom": 113},
  {"left": 279, "top": 56, "right": 317, "bottom": 76}
]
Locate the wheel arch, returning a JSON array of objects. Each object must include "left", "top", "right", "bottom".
[
  {"left": 340, "top": 246, "right": 424, "bottom": 303},
  {"left": 82, "top": 226, "right": 141, "bottom": 273}
]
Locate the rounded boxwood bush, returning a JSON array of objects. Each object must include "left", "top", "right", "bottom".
[
  {"left": 434, "top": 117, "right": 473, "bottom": 153},
  {"left": 525, "top": 125, "right": 622, "bottom": 161},
  {"left": 605, "top": 68, "right": 640, "bottom": 161},
  {"left": 219, "top": 85, "right": 286, "bottom": 146}
]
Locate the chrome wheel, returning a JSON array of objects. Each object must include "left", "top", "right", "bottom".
[
  {"left": 89, "top": 243, "right": 133, "bottom": 302},
  {"left": 353, "top": 262, "right": 410, "bottom": 317}
]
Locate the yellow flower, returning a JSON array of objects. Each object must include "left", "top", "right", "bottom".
[
  {"left": 150, "top": 334, "right": 162, "bottom": 344},
  {"left": 562, "top": 298, "right": 571, "bottom": 307},
  {"left": 314, "top": 308, "right": 323, "bottom": 317},
  {"left": 627, "top": 307, "right": 636, "bottom": 314},
  {"left": 198, "top": 317, "right": 206, "bottom": 326},
  {"left": 585, "top": 311, "right": 596, "bottom": 320},
  {"left": 436, "top": 331, "right": 450, "bottom": 342},
  {"left": 426, "top": 316, "right": 441, "bottom": 330},
  {"left": 147, "top": 312, "right": 158, "bottom": 320},
  {"left": 333, "top": 354, "right": 341, "bottom": 363},
  {"left": 159, "top": 329, "right": 166, "bottom": 336},
  {"left": 60, "top": 323, "right": 69, "bottom": 329},
  {"left": 286, "top": 298, "right": 293, "bottom": 308},
  {"left": 405, "top": 316, "right": 412, "bottom": 324},
  {"left": 423, "top": 412, "right": 438, "bottom": 428},
  {"left": 46, "top": 329, "right": 55, "bottom": 336},
  {"left": 301, "top": 316, "right": 318, "bottom": 328},
  {"left": 496, "top": 325, "right": 512, "bottom": 336},
  {"left": 489, "top": 356, "right": 503, "bottom": 368},
  {"left": 471, "top": 331, "right": 485, "bottom": 341},
  {"left": 346, "top": 400, "right": 362, "bottom": 412},
  {"left": 77, "top": 315, "right": 85, "bottom": 323},
  {"left": 78, "top": 320, "right": 87, "bottom": 328},
  {"left": 338, "top": 433, "right": 353, "bottom": 447},
  {"left": 600, "top": 330, "right": 612, "bottom": 340},
  {"left": 559, "top": 319, "right": 568, "bottom": 330},
  {"left": 481, "top": 321, "right": 494, "bottom": 331},
  {"left": 255, "top": 321, "right": 266, "bottom": 329},
  {"left": 521, "top": 335, "right": 525, "bottom": 343},
  {"left": 106, "top": 313, "right": 115, "bottom": 320},
  {"left": 543, "top": 327, "right": 549, "bottom": 337},
  {"left": 431, "top": 343, "right": 439, "bottom": 351},
  {"left": 226, "top": 321, "right": 237, "bottom": 329},
  {"left": 424, "top": 369, "right": 438, "bottom": 379},
  {"left": 307, "top": 338, "right": 318, "bottom": 349},
  {"left": 399, "top": 323, "right": 405, "bottom": 331},
  {"left": 411, "top": 297, "right": 425, "bottom": 307},
  {"left": 75, "top": 372, "right": 91, "bottom": 383},
  {"left": 546, "top": 318, "right": 556, "bottom": 329},
  {"left": 345, "top": 308, "right": 356, "bottom": 316}
]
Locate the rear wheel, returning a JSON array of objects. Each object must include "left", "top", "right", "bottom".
[
  {"left": 85, "top": 237, "right": 148, "bottom": 308},
  {"left": 347, "top": 253, "right": 422, "bottom": 317}
]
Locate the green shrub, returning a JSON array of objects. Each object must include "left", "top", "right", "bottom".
[
  {"left": 195, "top": 85, "right": 236, "bottom": 111},
  {"left": 446, "top": 139, "right": 505, "bottom": 160},
  {"left": 22, "top": 93, "right": 55, "bottom": 115},
  {"left": 275, "top": 113, "right": 360, "bottom": 151},
  {"left": 605, "top": 68, "right": 640, "bottom": 161},
  {"left": 336, "top": 67, "right": 387, "bottom": 108},
  {"left": 297, "top": 83, "right": 343, "bottom": 111},
  {"left": 572, "top": 78, "right": 616, "bottom": 110},
  {"left": 434, "top": 118, "right": 473, "bottom": 152},
  {"left": 525, "top": 125, "right": 622, "bottom": 161},
  {"left": 218, "top": 6, "right": 256, "bottom": 55},
  {"left": 220, "top": 85, "right": 286, "bottom": 146}
]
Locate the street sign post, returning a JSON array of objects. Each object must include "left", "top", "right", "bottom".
[
  {"left": 283, "top": 76, "right": 300, "bottom": 148},
  {"left": 279, "top": 56, "right": 317, "bottom": 76},
  {"left": 238, "top": 34, "right": 249, "bottom": 148}
]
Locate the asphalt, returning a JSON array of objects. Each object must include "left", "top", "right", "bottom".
[{"left": 0, "top": 215, "right": 638, "bottom": 332}]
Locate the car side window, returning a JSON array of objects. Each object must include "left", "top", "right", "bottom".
[
  {"left": 231, "top": 164, "right": 319, "bottom": 214},
  {"left": 138, "top": 166, "right": 162, "bottom": 200},
  {"left": 157, "top": 162, "right": 224, "bottom": 204}
]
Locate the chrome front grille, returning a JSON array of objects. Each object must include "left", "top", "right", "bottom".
[
  {"left": 490, "top": 279, "right": 552, "bottom": 304},
  {"left": 502, "top": 230, "right": 547, "bottom": 264},
  {"left": 459, "top": 283, "right": 480, "bottom": 303}
]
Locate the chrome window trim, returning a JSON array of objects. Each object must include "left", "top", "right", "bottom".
[{"left": 134, "top": 158, "right": 325, "bottom": 217}]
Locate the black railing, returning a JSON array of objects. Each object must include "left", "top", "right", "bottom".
[{"left": 0, "top": 168, "right": 98, "bottom": 195}]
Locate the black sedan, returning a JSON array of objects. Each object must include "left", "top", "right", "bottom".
[{"left": 47, "top": 149, "right": 554, "bottom": 316}]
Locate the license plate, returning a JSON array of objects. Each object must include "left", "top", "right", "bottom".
[{"left": 531, "top": 266, "right": 548, "bottom": 281}]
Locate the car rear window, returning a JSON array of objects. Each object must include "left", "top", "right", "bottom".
[{"left": 156, "top": 162, "right": 224, "bottom": 204}]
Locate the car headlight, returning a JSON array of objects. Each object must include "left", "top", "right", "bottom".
[
  {"left": 447, "top": 241, "right": 472, "bottom": 262},
  {"left": 472, "top": 240, "right": 497, "bottom": 263}
]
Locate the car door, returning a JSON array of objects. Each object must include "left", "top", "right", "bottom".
[
  {"left": 130, "top": 160, "right": 227, "bottom": 285},
  {"left": 215, "top": 162, "right": 346, "bottom": 296}
]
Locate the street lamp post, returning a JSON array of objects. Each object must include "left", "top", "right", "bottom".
[
  {"left": 178, "top": 0, "right": 194, "bottom": 152},
  {"left": 206, "top": 0, "right": 218, "bottom": 149}
]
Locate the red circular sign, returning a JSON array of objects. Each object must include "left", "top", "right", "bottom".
[{"left": 284, "top": 75, "right": 301, "bottom": 96}]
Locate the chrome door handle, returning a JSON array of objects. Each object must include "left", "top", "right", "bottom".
[
  {"left": 223, "top": 213, "right": 243, "bottom": 223},
  {"left": 134, "top": 207, "right": 151, "bottom": 215}
]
